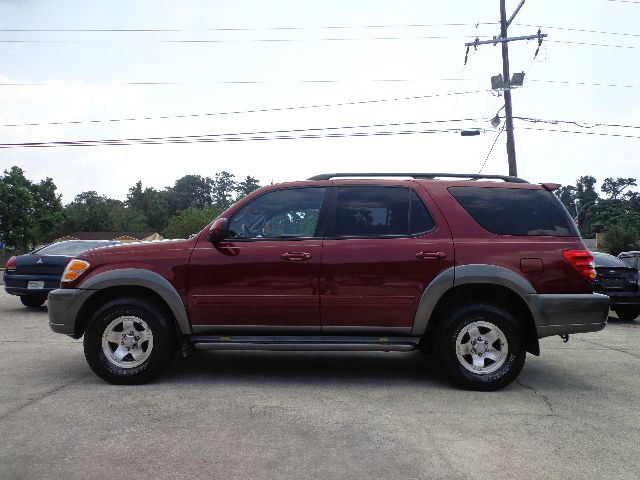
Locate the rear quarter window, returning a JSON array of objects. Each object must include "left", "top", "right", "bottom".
[{"left": 449, "top": 186, "right": 580, "bottom": 237}]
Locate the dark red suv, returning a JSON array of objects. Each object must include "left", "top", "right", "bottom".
[{"left": 48, "top": 173, "right": 609, "bottom": 390}]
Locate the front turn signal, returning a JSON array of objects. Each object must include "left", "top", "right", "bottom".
[{"left": 61, "top": 259, "right": 91, "bottom": 283}]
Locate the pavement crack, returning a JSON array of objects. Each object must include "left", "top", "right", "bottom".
[
  {"left": 515, "top": 378, "right": 555, "bottom": 415},
  {"left": 0, "top": 373, "right": 88, "bottom": 422}
]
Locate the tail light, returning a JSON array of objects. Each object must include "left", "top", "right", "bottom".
[
  {"left": 562, "top": 250, "right": 597, "bottom": 281},
  {"left": 5, "top": 256, "right": 17, "bottom": 272}
]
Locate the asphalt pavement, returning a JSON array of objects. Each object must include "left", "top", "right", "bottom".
[{"left": 0, "top": 290, "right": 639, "bottom": 480}]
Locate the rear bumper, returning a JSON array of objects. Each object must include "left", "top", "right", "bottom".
[
  {"left": 48, "top": 288, "right": 94, "bottom": 337},
  {"left": 525, "top": 293, "right": 610, "bottom": 338},
  {"left": 4, "top": 272, "right": 61, "bottom": 296},
  {"left": 602, "top": 290, "right": 640, "bottom": 311}
]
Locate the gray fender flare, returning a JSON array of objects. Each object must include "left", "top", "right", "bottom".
[
  {"left": 81, "top": 268, "right": 192, "bottom": 334},
  {"left": 411, "top": 264, "right": 537, "bottom": 336}
]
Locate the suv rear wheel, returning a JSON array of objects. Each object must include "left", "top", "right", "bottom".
[
  {"left": 436, "top": 303, "right": 526, "bottom": 391},
  {"left": 83, "top": 297, "right": 177, "bottom": 385}
]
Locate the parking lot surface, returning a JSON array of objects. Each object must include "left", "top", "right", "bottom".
[{"left": 0, "top": 290, "right": 639, "bottom": 480}]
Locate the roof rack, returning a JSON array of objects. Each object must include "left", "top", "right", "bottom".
[{"left": 307, "top": 173, "right": 529, "bottom": 183}]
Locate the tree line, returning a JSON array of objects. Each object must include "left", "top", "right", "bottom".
[
  {"left": 0, "top": 167, "right": 261, "bottom": 251},
  {"left": 556, "top": 176, "right": 640, "bottom": 254}
]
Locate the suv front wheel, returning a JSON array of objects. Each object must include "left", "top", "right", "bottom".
[
  {"left": 436, "top": 303, "right": 526, "bottom": 391},
  {"left": 83, "top": 297, "right": 177, "bottom": 385}
]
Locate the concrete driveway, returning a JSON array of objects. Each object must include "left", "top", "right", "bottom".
[{"left": 0, "top": 290, "right": 639, "bottom": 479}]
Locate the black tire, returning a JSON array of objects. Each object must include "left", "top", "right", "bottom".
[
  {"left": 435, "top": 303, "right": 526, "bottom": 391},
  {"left": 83, "top": 297, "right": 177, "bottom": 385},
  {"left": 20, "top": 295, "right": 47, "bottom": 308},
  {"left": 614, "top": 310, "right": 639, "bottom": 321}
]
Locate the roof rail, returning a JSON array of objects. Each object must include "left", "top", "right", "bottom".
[{"left": 307, "top": 173, "right": 529, "bottom": 183}]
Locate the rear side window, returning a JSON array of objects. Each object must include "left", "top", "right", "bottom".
[
  {"left": 449, "top": 187, "right": 579, "bottom": 237},
  {"left": 333, "top": 186, "right": 435, "bottom": 237}
]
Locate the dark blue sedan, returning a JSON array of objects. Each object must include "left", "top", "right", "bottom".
[{"left": 4, "top": 240, "right": 118, "bottom": 308}]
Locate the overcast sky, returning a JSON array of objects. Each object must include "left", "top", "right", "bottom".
[{"left": 0, "top": 0, "right": 638, "bottom": 203}]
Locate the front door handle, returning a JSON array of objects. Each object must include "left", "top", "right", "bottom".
[
  {"left": 281, "top": 252, "right": 312, "bottom": 261},
  {"left": 416, "top": 251, "right": 447, "bottom": 260}
]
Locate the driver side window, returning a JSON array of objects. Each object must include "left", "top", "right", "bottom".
[{"left": 228, "top": 187, "right": 325, "bottom": 239}]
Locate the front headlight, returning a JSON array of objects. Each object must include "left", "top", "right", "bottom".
[{"left": 61, "top": 259, "right": 91, "bottom": 283}]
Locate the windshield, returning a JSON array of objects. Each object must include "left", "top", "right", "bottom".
[{"left": 35, "top": 241, "right": 115, "bottom": 256}]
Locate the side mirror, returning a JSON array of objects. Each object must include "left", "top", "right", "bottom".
[{"left": 208, "top": 218, "right": 229, "bottom": 243}]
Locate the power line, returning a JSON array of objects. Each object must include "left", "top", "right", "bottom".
[
  {"left": 548, "top": 39, "right": 640, "bottom": 50},
  {"left": 0, "top": 23, "right": 498, "bottom": 33},
  {"left": 517, "top": 126, "right": 640, "bottom": 139},
  {"left": 3, "top": 118, "right": 637, "bottom": 149},
  {"left": 3, "top": 78, "right": 639, "bottom": 89},
  {"left": 514, "top": 117, "right": 640, "bottom": 130},
  {"left": 1, "top": 89, "right": 489, "bottom": 128},
  {"left": 0, "top": 118, "right": 488, "bottom": 149},
  {"left": 603, "top": 0, "right": 640, "bottom": 4},
  {"left": 2, "top": 36, "right": 638, "bottom": 53},
  {"left": 516, "top": 23, "right": 640, "bottom": 38},
  {"left": 0, "top": 79, "right": 471, "bottom": 86},
  {"left": 0, "top": 34, "right": 495, "bottom": 43},
  {"left": 529, "top": 79, "right": 640, "bottom": 89}
]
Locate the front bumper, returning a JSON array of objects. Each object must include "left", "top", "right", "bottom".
[
  {"left": 48, "top": 288, "right": 94, "bottom": 337},
  {"left": 525, "top": 293, "right": 610, "bottom": 338}
]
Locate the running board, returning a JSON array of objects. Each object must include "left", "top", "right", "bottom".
[{"left": 190, "top": 335, "right": 420, "bottom": 352}]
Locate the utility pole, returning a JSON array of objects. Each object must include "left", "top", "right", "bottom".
[
  {"left": 500, "top": 0, "right": 517, "bottom": 177},
  {"left": 464, "top": 0, "right": 546, "bottom": 177}
]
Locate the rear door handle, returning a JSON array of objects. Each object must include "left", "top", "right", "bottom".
[
  {"left": 416, "top": 251, "right": 447, "bottom": 260},
  {"left": 281, "top": 252, "right": 312, "bottom": 261}
]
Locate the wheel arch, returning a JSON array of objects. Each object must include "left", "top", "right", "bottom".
[
  {"left": 413, "top": 265, "right": 540, "bottom": 355},
  {"left": 75, "top": 269, "right": 191, "bottom": 337}
]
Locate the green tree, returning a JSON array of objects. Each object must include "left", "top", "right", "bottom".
[
  {"left": 601, "top": 177, "right": 637, "bottom": 200},
  {"left": 110, "top": 207, "right": 150, "bottom": 232},
  {"left": 126, "top": 180, "right": 145, "bottom": 211},
  {"left": 167, "top": 175, "right": 213, "bottom": 215},
  {"left": 63, "top": 191, "right": 122, "bottom": 233},
  {"left": 588, "top": 198, "right": 640, "bottom": 235},
  {"left": 31, "top": 177, "right": 64, "bottom": 242},
  {"left": 162, "top": 206, "right": 221, "bottom": 239},
  {"left": 126, "top": 181, "right": 170, "bottom": 231},
  {"left": 211, "top": 171, "right": 237, "bottom": 210},
  {"left": 235, "top": 175, "right": 261, "bottom": 201},
  {"left": 626, "top": 191, "right": 640, "bottom": 214},
  {"left": 602, "top": 224, "right": 640, "bottom": 256},
  {"left": 0, "top": 167, "right": 63, "bottom": 250},
  {"left": 556, "top": 185, "right": 577, "bottom": 218},
  {"left": 574, "top": 176, "right": 600, "bottom": 237},
  {"left": 0, "top": 167, "right": 36, "bottom": 250}
]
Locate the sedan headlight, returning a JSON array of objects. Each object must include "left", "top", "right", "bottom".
[{"left": 61, "top": 259, "right": 91, "bottom": 283}]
